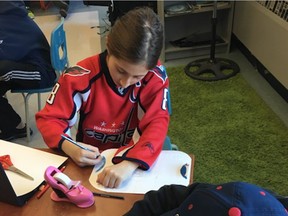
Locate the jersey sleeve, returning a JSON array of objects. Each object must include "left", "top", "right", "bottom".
[
  {"left": 35, "top": 65, "right": 93, "bottom": 149},
  {"left": 112, "top": 65, "right": 170, "bottom": 169}
]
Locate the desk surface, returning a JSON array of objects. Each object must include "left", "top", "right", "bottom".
[{"left": 0, "top": 149, "right": 195, "bottom": 216}]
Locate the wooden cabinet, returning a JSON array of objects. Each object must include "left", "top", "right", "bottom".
[{"left": 157, "top": 1, "right": 235, "bottom": 62}]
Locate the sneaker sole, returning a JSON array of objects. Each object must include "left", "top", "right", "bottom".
[{"left": 4, "top": 129, "right": 33, "bottom": 141}]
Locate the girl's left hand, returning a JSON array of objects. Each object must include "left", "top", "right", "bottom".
[{"left": 97, "top": 160, "right": 138, "bottom": 188}]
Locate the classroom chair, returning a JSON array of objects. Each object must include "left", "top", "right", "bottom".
[
  {"left": 11, "top": 17, "right": 69, "bottom": 142},
  {"left": 162, "top": 87, "right": 179, "bottom": 151},
  {"left": 50, "top": 17, "right": 69, "bottom": 78}
]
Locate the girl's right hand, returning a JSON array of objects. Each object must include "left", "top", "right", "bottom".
[{"left": 62, "top": 140, "right": 102, "bottom": 167}]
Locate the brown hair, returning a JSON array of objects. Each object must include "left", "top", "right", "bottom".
[{"left": 107, "top": 7, "right": 163, "bottom": 69}]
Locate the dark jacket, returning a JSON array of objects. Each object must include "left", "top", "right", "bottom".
[
  {"left": 0, "top": 0, "right": 56, "bottom": 87},
  {"left": 125, "top": 182, "right": 288, "bottom": 216}
]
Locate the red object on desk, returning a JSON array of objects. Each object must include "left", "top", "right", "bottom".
[
  {"left": 0, "top": 154, "right": 34, "bottom": 180},
  {"left": 36, "top": 166, "right": 66, "bottom": 199}
]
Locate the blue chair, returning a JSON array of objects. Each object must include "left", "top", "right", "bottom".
[
  {"left": 11, "top": 17, "right": 68, "bottom": 142},
  {"left": 50, "top": 17, "right": 69, "bottom": 77},
  {"left": 162, "top": 87, "right": 179, "bottom": 151},
  {"left": 167, "top": 87, "right": 172, "bottom": 116}
]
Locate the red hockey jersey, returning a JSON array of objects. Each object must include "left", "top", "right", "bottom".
[{"left": 36, "top": 51, "right": 170, "bottom": 170}]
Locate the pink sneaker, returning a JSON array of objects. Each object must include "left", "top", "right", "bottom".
[{"left": 44, "top": 166, "right": 94, "bottom": 208}]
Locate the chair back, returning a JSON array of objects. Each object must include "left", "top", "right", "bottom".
[
  {"left": 50, "top": 17, "right": 69, "bottom": 80},
  {"left": 167, "top": 87, "right": 172, "bottom": 115}
]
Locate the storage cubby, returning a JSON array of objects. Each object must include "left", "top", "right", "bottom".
[{"left": 157, "top": 1, "right": 235, "bottom": 62}]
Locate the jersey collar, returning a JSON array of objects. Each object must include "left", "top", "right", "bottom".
[{"left": 100, "top": 50, "right": 130, "bottom": 96}]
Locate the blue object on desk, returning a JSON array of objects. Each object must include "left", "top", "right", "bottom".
[{"left": 180, "top": 163, "right": 189, "bottom": 179}]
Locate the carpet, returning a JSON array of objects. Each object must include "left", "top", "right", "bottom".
[{"left": 167, "top": 66, "right": 288, "bottom": 195}]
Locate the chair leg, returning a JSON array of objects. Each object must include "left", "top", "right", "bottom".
[
  {"left": 171, "top": 144, "right": 179, "bottom": 151},
  {"left": 37, "top": 93, "right": 41, "bottom": 111},
  {"left": 21, "top": 93, "right": 32, "bottom": 142},
  {"left": 163, "top": 136, "right": 172, "bottom": 150}
]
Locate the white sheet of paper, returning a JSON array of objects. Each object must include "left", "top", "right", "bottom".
[
  {"left": 0, "top": 140, "right": 68, "bottom": 196},
  {"left": 89, "top": 149, "right": 192, "bottom": 194}
]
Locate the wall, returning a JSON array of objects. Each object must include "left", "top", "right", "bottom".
[{"left": 233, "top": 1, "right": 288, "bottom": 89}]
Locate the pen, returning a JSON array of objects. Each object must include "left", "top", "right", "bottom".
[
  {"left": 93, "top": 192, "right": 124, "bottom": 200},
  {"left": 61, "top": 134, "right": 94, "bottom": 153},
  {"left": 37, "top": 166, "right": 66, "bottom": 199}
]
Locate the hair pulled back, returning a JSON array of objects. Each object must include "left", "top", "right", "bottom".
[{"left": 107, "top": 7, "right": 163, "bottom": 69}]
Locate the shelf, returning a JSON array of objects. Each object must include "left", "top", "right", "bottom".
[
  {"left": 158, "top": 1, "right": 235, "bottom": 62},
  {"left": 164, "top": 2, "right": 231, "bottom": 18},
  {"left": 164, "top": 41, "right": 229, "bottom": 61}
]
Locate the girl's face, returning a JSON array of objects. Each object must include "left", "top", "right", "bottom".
[{"left": 107, "top": 54, "right": 149, "bottom": 88}]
